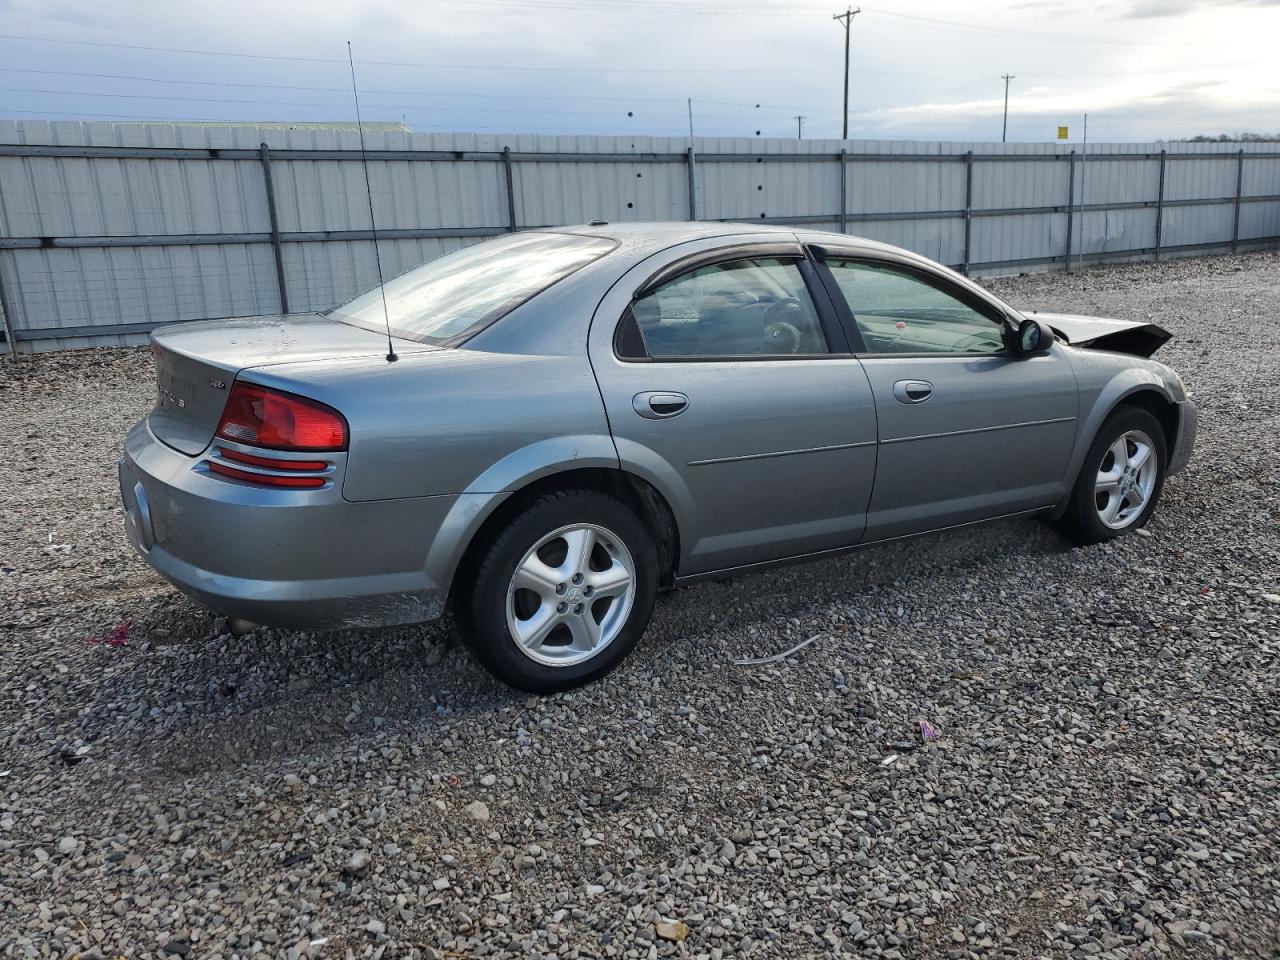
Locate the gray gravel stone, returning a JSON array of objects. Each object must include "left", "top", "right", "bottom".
[{"left": 1, "top": 251, "right": 1279, "bottom": 958}]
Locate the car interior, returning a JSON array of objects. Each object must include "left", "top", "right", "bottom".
[
  {"left": 827, "top": 259, "right": 1008, "bottom": 355},
  {"left": 631, "top": 257, "right": 829, "bottom": 357},
  {"left": 622, "top": 255, "right": 1009, "bottom": 359}
]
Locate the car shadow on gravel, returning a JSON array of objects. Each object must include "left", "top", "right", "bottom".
[
  {"left": 74, "top": 513, "right": 1074, "bottom": 782},
  {"left": 638, "top": 513, "right": 1073, "bottom": 659},
  {"left": 59, "top": 593, "right": 515, "bottom": 780}
]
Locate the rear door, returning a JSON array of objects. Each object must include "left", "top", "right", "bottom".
[
  {"left": 588, "top": 239, "right": 879, "bottom": 576},
  {"left": 814, "top": 251, "right": 1079, "bottom": 542}
]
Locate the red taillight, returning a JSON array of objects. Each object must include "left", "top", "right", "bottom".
[
  {"left": 215, "top": 382, "right": 347, "bottom": 452},
  {"left": 209, "top": 461, "right": 326, "bottom": 488}
]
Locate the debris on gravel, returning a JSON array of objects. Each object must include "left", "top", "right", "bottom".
[{"left": 1, "top": 251, "right": 1278, "bottom": 958}]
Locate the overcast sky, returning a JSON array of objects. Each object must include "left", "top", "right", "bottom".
[{"left": 1, "top": 0, "right": 1278, "bottom": 143}]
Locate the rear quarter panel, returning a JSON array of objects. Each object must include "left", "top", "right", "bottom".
[{"left": 240, "top": 348, "right": 617, "bottom": 502}]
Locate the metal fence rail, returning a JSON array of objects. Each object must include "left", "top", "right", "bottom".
[{"left": 1, "top": 122, "right": 1278, "bottom": 354}]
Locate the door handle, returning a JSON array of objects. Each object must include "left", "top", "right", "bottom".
[
  {"left": 633, "top": 391, "right": 689, "bottom": 419},
  {"left": 892, "top": 380, "right": 933, "bottom": 404}
]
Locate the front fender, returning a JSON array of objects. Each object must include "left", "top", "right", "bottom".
[{"left": 1052, "top": 356, "right": 1178, "bottom": 517}]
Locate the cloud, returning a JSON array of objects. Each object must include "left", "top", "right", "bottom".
[
  {"left": 1011, "top": 0, "right": 1280, "bottom": 16},
  {"left": 1122, "top": 0, "right": 1280, "bottom": 16},
  {"left": 1, "top": 0, "right": 1277, "bottom": 142}
]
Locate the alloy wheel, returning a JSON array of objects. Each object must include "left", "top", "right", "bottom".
[
  {"left": 504, "top": 523, "right": 636, "bottom": 667},
  {"left": 1094, "top": 429, "right": 1158, "bottom": 529}
]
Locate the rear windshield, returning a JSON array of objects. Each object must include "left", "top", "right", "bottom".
[{"left": 326, "top": 231, "right": 616, "bottom": 345}]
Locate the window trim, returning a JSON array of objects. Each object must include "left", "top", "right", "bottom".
[
  {"left": 632, "top": 242, "right": 805, "bottom": 298},
  {"left": 812, "top": 250, "right": 1017, "bottom": 360},
  {"left": 615, "top": 247, "right": 850, "bottom": 363}
]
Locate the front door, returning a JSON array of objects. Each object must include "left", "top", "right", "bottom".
[
  {"left": 589, "top": 242, "right": 879, "bottom": 576},
  {"left": 819, "top": 255, "right": 1079, "bottom": 542}
]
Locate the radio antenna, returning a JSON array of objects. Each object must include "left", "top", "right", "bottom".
[{"left": 346, "top": 41, "right": 397, "bottom": 363}]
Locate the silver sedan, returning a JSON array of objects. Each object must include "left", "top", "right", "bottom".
[{"left": 119, "top": 222, "right": 1196, "bottom": 692}]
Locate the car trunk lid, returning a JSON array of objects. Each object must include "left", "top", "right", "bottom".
[{"left": 147, "top": 313, "right": 430, "bottom": 455}]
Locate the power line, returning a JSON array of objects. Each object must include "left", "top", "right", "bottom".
[
  {"left": 0, "top": 62, "right": 1002, "bottom": 97},
  {"left": 0, "top": 67, "right": 687, "bottom": 102},
  {"left": 855, "top": 6, "right": 1225, "bottom": 48},
  {"left": 1021, "top": 63, "right": 1267, "bottom": 80},
  {"left": 0, "top": 68, "right": 851, "bottom": 113},
  {"left": 0, "top": 33, "right": 836, "bottom": 73},
  {"left": 0, "top": 86, "right": 820, "bottom": 121},
  {"left": 3, "top": 58, "right": 1260, "bottom": 90},
  {"left": 376, "top": 0, "right": 1235, "bottom": 48},
  {"left": 0, "top": 42, "right": 1256, "bottom": 101}
]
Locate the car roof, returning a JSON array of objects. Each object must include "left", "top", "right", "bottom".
[
  {"left": 551, "top": 220, "right": 905, "bottom": 260},
  {"left": 466, "top": 220, "right": 1019, "bottom": 355}
]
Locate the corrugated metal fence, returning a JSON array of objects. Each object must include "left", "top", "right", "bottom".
[{"left": 2, "top": 121, "right": 1278, "bottom": 353}]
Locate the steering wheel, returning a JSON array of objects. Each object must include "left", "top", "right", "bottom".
[{"left": 759, "top": 298, "right": 805, "bottom": 354}]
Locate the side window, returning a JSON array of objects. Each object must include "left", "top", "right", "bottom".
[
  {"left": 827, "top": 260, "right": 1007, "bottom": 355},
  {"left": 621, "top": 257, "right": 829, "bottom": 359}
]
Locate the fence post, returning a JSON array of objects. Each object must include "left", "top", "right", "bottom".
[
  {"left": 1154, "top": 149, "right": 1167, "bottom": 261},
  {"left": 962, "top": 151, "right": 974, "bottom": 276},
  {"left": 258, "top": 143, "right": 290, "bottom": 314},
  {"left": 1231, "top": 147, "right": 1245, "bottom": 254},
  {"left": 0, "top": 259, "right": 17, "bottom": 361},
  {"left": 686, "top": 147, "right": 698, "bottom": 221},
  {"left": 1064, "top": 150, "right": 1076, "bottom": 274},
  {"left": 838, "top": 149, "right": 847, "bottom": 233},
  {"left": 502, "top": 146, "right": 518, "bottom": 231}
]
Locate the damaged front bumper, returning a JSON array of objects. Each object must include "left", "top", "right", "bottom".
[{"left": 1167, "top": 399, "right": 1197, "bottom": 476}]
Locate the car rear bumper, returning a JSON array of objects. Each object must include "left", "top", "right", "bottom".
[
  {"left": 1167, "top": 398, "right": 1197, "bottom": 475},
  {"left": 118, "top": 421, "right": 469, "bottom": 630}
]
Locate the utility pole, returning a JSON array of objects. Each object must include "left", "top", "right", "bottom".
[
  {"left": 1081, "top": 112, "right": 1088, "bottom": 255},
  {"left": 687, "top": 98, "right": 698, "bottom": 221},
  {"left": 794, "top": 115, "right": 806, "bottom": 139},
  {"left": 1001, "top": 74, "right": 1015, "bottom": 143},
  {"left": 833, "top": 7, "right": 860, "bottom": 140}
]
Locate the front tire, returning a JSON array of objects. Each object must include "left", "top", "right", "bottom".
[
  {"left": 456, "top": 489, "right": 658, "bottom": 693},
  {"left": 1058, "top": 406, "right": 1167, "bottom": 545}
]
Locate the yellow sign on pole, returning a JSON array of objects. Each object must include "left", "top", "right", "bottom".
[{"left": 1057, "top": 126, "right": 1069, "bottom": 140}]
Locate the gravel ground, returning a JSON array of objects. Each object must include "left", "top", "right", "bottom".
[{"left": 1, "top": 251, "right": 1278, "bottom": 960}]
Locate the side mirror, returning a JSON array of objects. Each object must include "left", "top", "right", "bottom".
[{"left": 1015, "top": 317, "right": 1053, "bottom": 356}]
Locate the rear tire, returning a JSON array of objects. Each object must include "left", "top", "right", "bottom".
[
  {"left": 456, "top": 489, "right": 658, "bottom": 693},
  {"left": 1058, "top": 406, "right": 1167, "bottom": 546}
]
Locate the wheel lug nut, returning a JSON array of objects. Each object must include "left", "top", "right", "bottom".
[
  {"left": 572, "top": 573, "right": 584, "bottom": 585},
  {"left": 555, "top": 583, "right": 566, "bottom": 595},
  {"left": 583, "top": 586, "right": 594, "bottom": 597},
  {"left": 574, "top": 603, "right": 584, "bottom": 615},
  {"left": 556, "top": 601, "right": 567, "bottom": 614}
]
